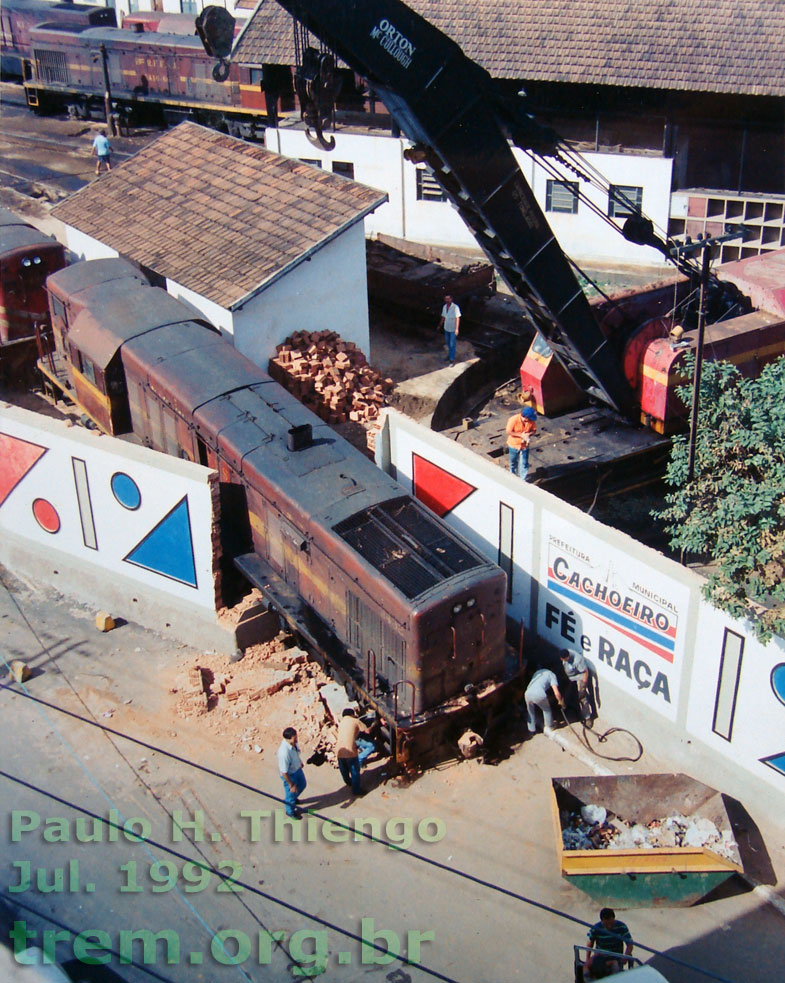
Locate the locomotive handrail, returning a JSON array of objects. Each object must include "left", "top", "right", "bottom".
[
  {"left": 393, "top": 680, "right": 416, "bottom": 725},
  {"left": 366, "top": 648, "right": 377, "bottom": 697},
  {"left": 450, "top": 626, "right": 456, "bottom": 661},
  {"left": 479, "top": 612, "right": 485, "bottom": 648}
]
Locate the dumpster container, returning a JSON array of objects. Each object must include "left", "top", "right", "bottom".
[{"left": 551, "top": 774, "right": 742, "bottom": 907}]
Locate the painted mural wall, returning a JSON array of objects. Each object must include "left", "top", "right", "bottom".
[
  {"left": 376, "top": 408, "right": 785, "bottom": 797},
  {"left": 0, "top": 404, "right": 219, "bottom": 612},
  {"left": 267, "top": 126, "right": 674, "bottom": 269}
]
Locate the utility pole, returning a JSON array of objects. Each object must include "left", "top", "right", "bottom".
[
  {"left": 99, "top": 43, "right": 116, "bottom": 136},
  {"left": 670, "top": 227, "right": 746, "bottom": 482}
]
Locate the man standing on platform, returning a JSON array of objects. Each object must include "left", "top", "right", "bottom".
[{"left": 438, "top": 293, "right": 461, "bottom": 365}]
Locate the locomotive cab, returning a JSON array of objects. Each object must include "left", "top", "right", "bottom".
[
  {"left": 0, "top": 208, "right": 65, "bottom": 383},
  {"left": 44, "top": 258, "right": 149, "bottom": 430},
  {"left": 0, "top": 209, "right": 65, "bottom": 345}
]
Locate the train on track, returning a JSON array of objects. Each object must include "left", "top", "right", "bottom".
[
  {"left": 0, "top": 0, "right": 115, "bottom": 78},
  {"left": 0, "top": 208, "right": 65, "bottom": 385},
  {"left": 2, "top": 0, "right": 323, "bottom": 135},
  {"left": 28, "top": 251, "right": 521, "bottom": 766}
]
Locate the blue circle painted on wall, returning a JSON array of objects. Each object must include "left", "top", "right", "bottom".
[
  {"left": 772, "top": 664, "right": 785, "bottom": 707},
  {"left": 111, "top": 472, "right": 141, "bottom": 511}
]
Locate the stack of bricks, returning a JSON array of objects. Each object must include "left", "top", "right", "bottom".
[{"left": 269, "top": 330, "right": 394, "bottom": 426}]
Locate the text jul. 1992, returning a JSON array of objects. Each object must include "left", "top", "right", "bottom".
[
  {"left": 8, "top": 858, "right": 243, "bottom": 896},
  {"left": 10, "top": 808, "right": 447, "bottom": 848}
]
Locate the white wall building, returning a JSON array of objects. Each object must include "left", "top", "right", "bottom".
[
  {"left": 267, "top": 123, "right": 674, "bottom": 271},
  {"left": 51, "top": 122, "right": 387, "bottom": 368}
]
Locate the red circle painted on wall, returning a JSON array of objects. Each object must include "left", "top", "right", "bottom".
[{"left": 32, "top": 498, "right": 61, "bottom": 534}]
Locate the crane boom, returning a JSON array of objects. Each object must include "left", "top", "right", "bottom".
[{"left": 204, "top": 0, "right": 639, "bottom": 416}]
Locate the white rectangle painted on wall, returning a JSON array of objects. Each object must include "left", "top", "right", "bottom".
[
  {"left": 537, "top": 513, "right": 689, "bottom": 721},
  {"left": 0, "top": 406, "right": 217, "bottom": 611},
  {"left": 688, "top": 602, "right": 785, "bottom": 791}
]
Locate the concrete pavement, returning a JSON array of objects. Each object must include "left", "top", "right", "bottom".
[{"left": 2, "top": 567, "right": 784, "bottom": 983}]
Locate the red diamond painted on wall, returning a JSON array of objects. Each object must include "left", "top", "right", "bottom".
[
  {"left": 412, "top": 453, "right": 476, "bottom": 518},
  {"left": 0, "top": 432, "right": 48, "bottom": 508}
]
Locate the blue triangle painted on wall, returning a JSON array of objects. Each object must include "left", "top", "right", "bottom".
[
  {"left": 123, "top": 496, "right": 197, "bottom": 588},
  {"left": 761, "top": 752, "right": 785, "bottom": 779}
]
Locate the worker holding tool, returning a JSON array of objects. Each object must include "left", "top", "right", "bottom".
[
  {"left": 524, "top": 665, "right": 565, "bottom": 734},
  {"left": 559, "top": 648, "right": 591, "bottom": 718}
]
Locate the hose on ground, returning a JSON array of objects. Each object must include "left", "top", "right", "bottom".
[{"left": 559, "top": 706, "right": 644, "bottom": 763}]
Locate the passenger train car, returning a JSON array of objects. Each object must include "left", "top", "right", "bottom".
[
  {"left": 0, "top": 208, "right": 65, "bottom": 384},
  {"left": 41, "top": 258, "right": 520, "bottom": 764}
]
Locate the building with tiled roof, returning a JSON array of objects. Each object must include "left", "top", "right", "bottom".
[
  {"left": 51, "top": 122, "right": 388, "bottom": 366},
  {"left": 226, "top": 0, "right": 784, "bottom": 269},
  {"left": 234, "top": 0, "right": 785, "bottom": 98}
]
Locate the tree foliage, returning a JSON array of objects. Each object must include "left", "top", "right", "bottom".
[{"left": 653, "top": 354, "right": 785, "bottom": 643}]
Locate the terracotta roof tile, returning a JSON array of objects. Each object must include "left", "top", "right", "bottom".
[
  {"left": 51, "top": 122, "right": 386, "bottom": 310},
  {"left": 233, "top": 0, "right": 785, "bottom": 98}
]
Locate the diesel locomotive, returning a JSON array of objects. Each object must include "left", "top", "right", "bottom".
[
  {"left": 0, "top": 207, "right": 65, "bottom": 385},
  {"left": 39, "top": 257, "right": 521, "bottom": 764},
  {"left": 0, "top": 0, "right": 115, "bottom": 78}
]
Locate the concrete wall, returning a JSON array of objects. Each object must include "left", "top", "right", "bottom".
[
  {"left": 0, "top": 404, "right": 234, "bottom": 653},
  {"left": 375, "top": 408, "right": 785, "bottom": 806},
  {"left": 268, "top": 125, "right": 674, "bottom": 269},
  {"left": 59, "top": 225, "right": 118, "bottom": 263}
]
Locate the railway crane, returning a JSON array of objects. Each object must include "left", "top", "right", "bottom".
[{"left": 197, "top": 0, "right": 755, "bottom": 427}]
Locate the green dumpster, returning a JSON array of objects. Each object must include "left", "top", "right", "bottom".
[{"left": 551, "top": 774, "right": 742, "bottom": 907}]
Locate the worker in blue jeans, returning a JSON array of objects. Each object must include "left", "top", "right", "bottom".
[
  {"left": 335, "top": 708, "right": 375, "bottom": 795},
  {"left": 278, "top": 726, "right": 306, "bottom": 818},
  {"left": 438, "top": 294, "right": 461, "bottom": 365},
  {"left": 506, "top": 405, "right": 537, "bottom": 480}
]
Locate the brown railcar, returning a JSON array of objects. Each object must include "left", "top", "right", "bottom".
[
  {"left": 1, "top": 0, "right": 115, "bottom": 78},
  {"left": 43, "top": 259, "right": 521, "bottom": 764},
  {"left": 0, "top": 208, "right": 65, "bottom": 384},
  {"left": 23, "top": 23, "right": 270, "bottom": 129}
]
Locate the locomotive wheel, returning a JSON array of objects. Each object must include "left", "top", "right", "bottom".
[{"left": 70, "top": 96, "right": 89, "bottom": 120}]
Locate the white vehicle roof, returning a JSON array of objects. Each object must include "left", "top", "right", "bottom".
[{"left": 621, "top": 967, "right": 670, "bottom": 983}]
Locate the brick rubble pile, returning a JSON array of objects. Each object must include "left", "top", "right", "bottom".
[
  {"left": 268, "top": 330, "right": 394, "bottom": 426},
  {"left": 171, "top": 636, "right": 338, "bottom": 758}
]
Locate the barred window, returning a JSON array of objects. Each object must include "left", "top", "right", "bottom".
[
  {"left": 416, "top": 168, "right": 447, "bottom": 202},
  {"left": 34, "top": 49, "right": 69, "bottom": 86},
  {"left": 546, "top": 180, "right": 579, "bottom": 214},
  {"left": 609, "top": 184, "right": 643, "bottom": 218}
]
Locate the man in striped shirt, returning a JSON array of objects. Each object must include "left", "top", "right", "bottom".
[{"left": 585, "top": 907, "right": 634, "bottom": 977}]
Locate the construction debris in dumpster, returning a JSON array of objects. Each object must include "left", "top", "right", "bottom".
[{"left": 561, "top": 804, "right": 738, "bottom": 860}]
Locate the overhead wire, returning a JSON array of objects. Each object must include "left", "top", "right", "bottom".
[
  {"left": 0, "top": 675, "right": 740, "bottom": 983},
  {"left": 0, "top": 580, "right": 260, "bottom": 983}
]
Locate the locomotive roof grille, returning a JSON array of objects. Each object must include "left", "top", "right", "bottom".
[{"left": 334, "top": 497, "right": 483, "bottom": 600}]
